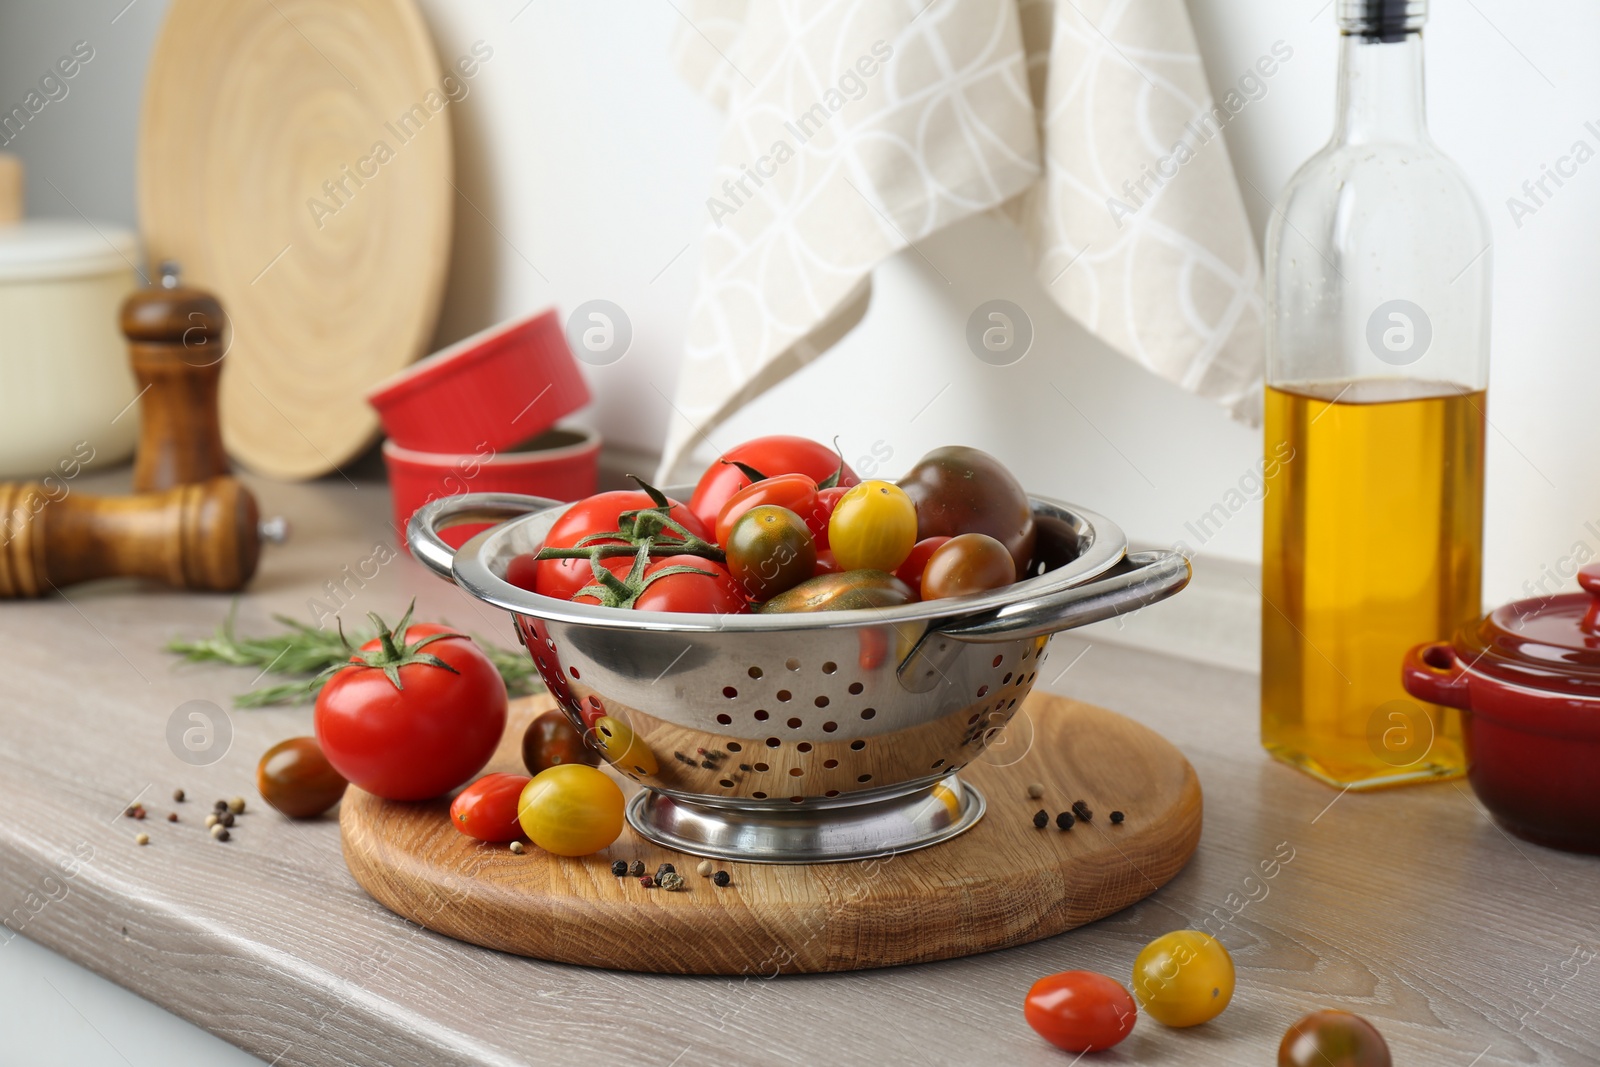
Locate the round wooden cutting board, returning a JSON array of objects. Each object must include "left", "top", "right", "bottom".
[
  {"left": 138, "top": 0, "right": 453, "bottom": 480},
  {"left": 341, "top": 692, "right": 1203, "bottom": 974}
]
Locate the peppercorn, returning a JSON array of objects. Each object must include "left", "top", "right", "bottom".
[
  {"left": 1071, "top": 800, "right": 1093, "bottom": 822},
  {"left": 1032, "top": 810, "right": 1048, "bottom": 829},
  {"left": 204, "top": 814, "right": 219, "bottom": 829},
  {"left": 639, "top": 874, "right": 654, "bottom": 888},
  {"left": 712, "top": 871, "right": 731, "bottom": 887},
  {"left": 134, "top": 833, "right": 149, "bottom": 846},
  {"left": 611, "top": 860, "right": 628, "bottom": 877},
  {"left": 1055, "top": 811, "right": 1074, "bottom": 830},
  {"left": 658, "top": 871, "right": 686, "bottom": 891},
  {"left": 509, "top": 841, "right": 525, "bottom": 854},
  {"left": 629, "top": 860, "right": 645, "bottom": 878},
  {"left": 1110, "top": 810, "right": 1124, "bottom": 824},
  {"left": 697, "top": 860, "right": 714, "bottom": 878},
  {"left": 214, "top": 800, "right": 229, "bottom": 813},
  {"left": 123, "top": 804, "right": 139, "bottom": 818},
  {"left": 219, "top": 811, "right": 235, "bottom": 828},
  {"left": 655, "top": 863, "right": 676, "bottom": 881},
  {"left": 1026, "top": 782, "right": 1045, "bottom": 799},
  {"left": 228, "top": 796, "right": 246, "bottom": 815},
  {"left": 210, "top": 824, "right": 230, "bottom": 841},
  {"left": 172, "top": 788, "right": 186, "bottom": 803},
  {"left": 134, "top": 808, "right": 146, "bottom": 821},
  {"left": 167, "top": 812, "right": 178, "bottom": 823}
]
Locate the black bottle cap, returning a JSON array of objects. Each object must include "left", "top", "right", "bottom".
[{"left": 1338, "top": 0, "right": 1426, "bottom": 41}]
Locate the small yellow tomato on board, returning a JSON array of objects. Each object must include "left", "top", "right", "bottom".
[
  {"left": 828, "top": 480, "right": 917, "bottom": 573},
  {"left": 1131, "top": 930, "right": 1235, "bottom": 1027},
  {"left": 516, "top": 764, "right": 624, "bottom": 857}
]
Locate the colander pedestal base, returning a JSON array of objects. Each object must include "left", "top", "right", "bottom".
[{"left": 625, "top": 776, "right": 986, "bottom": 864}]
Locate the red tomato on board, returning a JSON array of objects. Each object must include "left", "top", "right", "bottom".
[
  {"left": 1023, "top": 971, "right": 1138, "bottom": 1053},
  {"left": 315, "top": 624, "right": 508, "bottom": 801},
  {"left": 688, "top": 436, "right": 857, "bottom": 532},
  {"left": 894, "top": 536, "right": 952, "bottom": 598},
  {"left": 521, "top": 490, "right": 708, "bottom": 602},
  {"left": 449, "top": 773, "right": 530, "bottom": 842}
]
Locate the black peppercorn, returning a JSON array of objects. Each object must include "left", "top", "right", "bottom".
[
  {"left": 219, "top": 811, "right": 235, "bottom": 828},
  {"left": 1055, "top": 811, "right": 1075, "bottom": 830},
  {"left": 611, "top": 860, "right": 628, "bottom": 876},
  {"left": 1071, "top": 800, "right": 1093, "bottom": 822},
  {"left": 628, "top": 860, "right": 645, "bottom": 878},
  {"left": 712, "top": 871, "right": 731, "bottom": 887},
  {"left": 214, "top": 800, "right": 229, "bottom": 813},
  {"left": 1032, "top": 810, "right": 1048, "bottom": 829},
  {"left": 1110, "top": 810, "right": 1125, "bottom": 824},
  {"left": 655, "top": 863, "right": 676, "bottom": 880}
]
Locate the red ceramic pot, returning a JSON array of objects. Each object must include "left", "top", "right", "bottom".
[
  {"left": 383, "top": 425, "right": 599, "bottom": 553},
  {"left": 366, "top": 309, "right": 590, "bottom": 454},
  {"left": 1402, "top": 564, "right": 1600, "bottom": 855}
]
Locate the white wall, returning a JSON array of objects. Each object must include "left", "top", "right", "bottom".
[{"left": 3, "top": 0, "right": 1597, "bottom": 606}]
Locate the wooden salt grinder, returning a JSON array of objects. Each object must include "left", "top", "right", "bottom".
[
  {"left": 123, "top": 263, "right": 231, "bottom": 492},
  {"left": 0, "top": 477, "right": 264, "bottom": 598}
]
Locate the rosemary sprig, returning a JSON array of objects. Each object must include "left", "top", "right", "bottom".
[{"left": 166, "top": 603, "right": 543, "bottom": 707}]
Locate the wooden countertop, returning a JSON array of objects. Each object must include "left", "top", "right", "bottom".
[{"left": 2, "top": 469, "right": 1596, "bottom": 1067}]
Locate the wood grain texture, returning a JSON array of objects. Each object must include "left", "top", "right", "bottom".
[
  {"left": 1, "top": 469, "right": 1597, "bottom": 1066},
  {"left": 123, "top": 279, "right": 231, "bottom": 493},
  {"left": 340, "top": 693, "right": 1202, "bottom": 974},
  {"left": 137, "top": 0, "right": 452, "bottom": 481}
]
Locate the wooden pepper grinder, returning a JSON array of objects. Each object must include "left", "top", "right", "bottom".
[
  {"left": 124, "top": 262, "right": 231, "bottom": 493},
  {"left": 0, "top": 477, "right": 267, "bottom": 597}
]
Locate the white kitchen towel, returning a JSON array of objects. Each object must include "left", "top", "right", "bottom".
[{"left": 662, "top": 0, "right": 1266, "bottom": 475}]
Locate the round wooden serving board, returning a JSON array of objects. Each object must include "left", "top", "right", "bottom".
[
  {"left": 139, "top": 0, "right": 453, "bottom": 481},
  {"left": 341, "top": 692, "right": 1202, "bottom": 974}
]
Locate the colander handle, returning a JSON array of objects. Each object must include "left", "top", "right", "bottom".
[
  {"left": 407, "top": 492, "right": 562, "bottom": 583},
  {"left": 930, "top": 549, "right": 1191, "bottom": 642}
]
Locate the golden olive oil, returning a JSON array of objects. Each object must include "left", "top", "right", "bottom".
[{"left": 1261, "top": 380, "right": 1485, "bottom": 788}]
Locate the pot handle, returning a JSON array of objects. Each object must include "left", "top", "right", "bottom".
[
  {"left": 929, "top": 550, "right": 1191, "bottom": 643},
  {"left": 1400, "top": 641, "right": 1472, "bottom": 710},
  {"left": 406, "top": 492, "right": 562, "bottom": 584}
]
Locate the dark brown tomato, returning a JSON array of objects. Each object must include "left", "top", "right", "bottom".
[
  {"left": 521, "top": 709, "right": 599, "bottom": 775},
  {"left": 756, "top": 570, "right": 914, "bottom": 614},
  {"left": 726, "top": 505, "right": 817, "bottom": 601},
  {"left": 898, "top": 446, "right": 1035, "bottom": 574},
  {"left": 920, "top": 533, "right": 1017, "bottom": 600},
  {"left": 257, "top": 736, "right": 348, "bottom": 819}
]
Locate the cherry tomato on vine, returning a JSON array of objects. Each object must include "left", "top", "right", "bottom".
[
  {"left": 828, "top": 480, "right": 917, "bottom": 573},
  {"left": 1132, "top": 930, "right": 1235, "bottom": 1028},
  {"left": 450, "top": 772, "right": 530, "bottom": 842},
  {"left": 894, "top": 536, "right": 951, "bottom": 598},
  {"left": 1278, "top": 1010, "right": 1392, "bottom": 1067},
  {"left": 689, "top": 435, "right": 858, "bottom": 532},
  {"left": 314, "top": 615, "right": 507, "bottom": 801},
  {"left": 725, "top": 505, "right": 817, "bottom": 600},
  {"left": 524, "top": 490, "right": 708, "bottom": 602},
  {"left": 522, "top": 709, "right": 599, "bottom": 775},
  {"left": 574, "top": 554, "right": 747, "bottom": 616},
  {"left": 920, "top": 533, "right": 1017, "bottom": 600},
  {"left": 1023, "top": 971, "right": 1137, "bottom": 1053},
  {"left": 517, "top": 764, "right": 625, "bottom": 856},
  {"left": 714, "top": 473, "right": 821, "bottom": 547}
]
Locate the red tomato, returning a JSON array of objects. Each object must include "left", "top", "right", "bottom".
[
  {"left": 895, "top": 536, "right": 951, "bottom": 598},
  {"left": 1024, "top": 971, "right": 1138, "bottom": 1053},
  {"left": 809, "top": 485, "right": 848, "bottom": 550},
  {"left": 505, "top": 552, "right": 540, "bottom": 592},
  {"left": 530, "top": 490, "right": 708, "bottom": 601},
  {"left": 575, "top": 554, "right": 748, "bottom": 616},
  {"left": 689, "top": 436, "right": 858, "bottom": 532},
  {"left": 315, "top": 623, "right": 508, "bottom": 801},
  {"left": 715, "top": 473, "right": 821, "bottom": 547},
  {"left": 449, "top": 772, "right": 530, "bottom": 842},
  {"left": 813, "top": 549, "right": 843, "bottom": 577}
]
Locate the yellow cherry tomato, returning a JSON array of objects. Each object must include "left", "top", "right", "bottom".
[
  {"left": 516, "top": 764, "right": 624, "bottom": 856},
  {"left": 828, "top": 480, "right": 917, "bottom": 573},
  {"left": 590, "top": 715, "right": 659, "bottom": 777},
  {"left": 1131, "top": 930, "right": 1235, "bottom": 1027}
]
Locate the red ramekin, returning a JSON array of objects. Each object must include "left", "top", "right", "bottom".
[
  {"left": 366, "top": 309, "right": 591, "bottom": 454},
  {"left": 383, "top": 425, "right": 599, "bottom": 552}
]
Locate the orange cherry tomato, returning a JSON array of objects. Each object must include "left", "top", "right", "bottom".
[
  {"left": 715, "top": 473, "right": 820, "bottom": 547},
  {"left": 894, "top": 536, "right": 951, "bottom": 598},
  {"left": 449, "top": 772, "right": 530, "bottom": 842},
  {"left": 920, "top": 533, "right": 1017, "bottom": 600},
  {"left": 1024, "top": 970, "right": 1137, "bottom": 1053}
]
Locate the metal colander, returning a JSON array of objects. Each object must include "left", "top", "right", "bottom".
[{"left": 410, "top": 490, "right": 1188, "bottom": 863}]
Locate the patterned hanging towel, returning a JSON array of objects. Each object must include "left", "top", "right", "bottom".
[{"left": 662, "top": 0, "right": 1266, "bottom": 475}]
